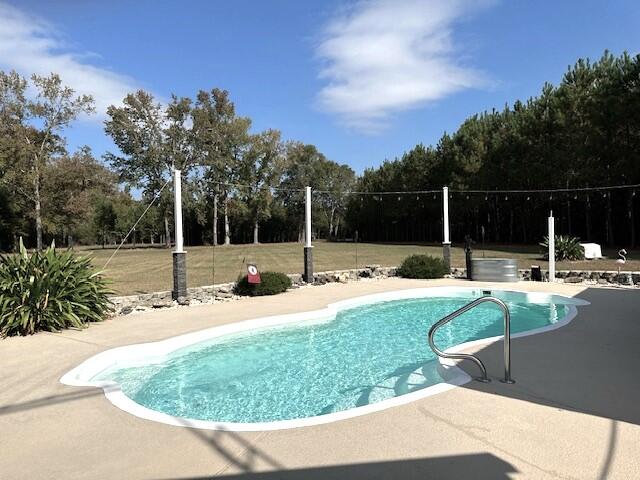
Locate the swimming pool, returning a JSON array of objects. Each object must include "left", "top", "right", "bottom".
[{"left": 61, "top": 287, "right": 588, "bottom": 430}]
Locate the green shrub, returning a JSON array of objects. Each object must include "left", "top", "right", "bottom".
[
  {"left": 234, "top": 271, "right": 292, "bottom": 296},
  {"left": 0, "top": 240, "right": 113, "bottom": 337},
  {"left": 397, "top": 254, "right": 448, "bottom": 279},
  {"left": 540, "top": 235, "right": 585, "bottom": 261}
]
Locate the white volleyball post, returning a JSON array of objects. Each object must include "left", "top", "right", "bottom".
[
  {"left": 174, "top": 169, "right": 184, "bottom": 253},
  {"left": 303, "top": 186, "right": 313, "bottom": 283},
  {"left": 548, "top": 211, "right": 555, "bottom": 282},
  {"left": 442, "top": 186, "right": 451, "bottom": 272},
  {"left": 172, "top": 168, "right": 188, "bottom": 302}
]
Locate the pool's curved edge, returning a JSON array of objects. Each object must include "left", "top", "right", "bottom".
[{"left": 60, "top": 287, "right": 588, "bottom": 432}]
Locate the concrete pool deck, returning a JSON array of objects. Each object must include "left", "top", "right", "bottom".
[{"left": 1, "top": 278, "right": 639, "bottom": 479}]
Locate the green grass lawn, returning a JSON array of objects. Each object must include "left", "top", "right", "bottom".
[{"left": 82, "top": 241, "right": 640, "bottom": 295}]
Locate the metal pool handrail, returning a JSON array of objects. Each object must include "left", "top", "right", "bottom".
[{"left": 427, "top": 296, "right": 515, "bottom": 384}]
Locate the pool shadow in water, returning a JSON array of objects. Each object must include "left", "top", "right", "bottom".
[{"left": 156, "top": 453, "right": 517, "bottom": 480}]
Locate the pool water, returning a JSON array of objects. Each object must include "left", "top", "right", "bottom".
[{"left": 92, "top": 292, "right": 568, "bottom": 424}]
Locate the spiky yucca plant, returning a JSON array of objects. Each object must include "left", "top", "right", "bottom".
[
  {"left": 0, "top": 240, "right": 113, "bottom": 337},
  {"left": 540, "top": 235, "right": 585, "bottom": 261}
]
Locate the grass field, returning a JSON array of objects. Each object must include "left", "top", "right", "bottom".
[{"left": 81, "top": 241, "right": 640, "bottom": 295}]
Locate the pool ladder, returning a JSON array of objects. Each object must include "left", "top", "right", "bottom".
[{"left": 427, "top": 296, "right": 515, "bottom": 384}]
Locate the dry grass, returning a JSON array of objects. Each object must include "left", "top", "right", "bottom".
[{"left": 80, "top": 241, "right": 639, "bottom": 295}]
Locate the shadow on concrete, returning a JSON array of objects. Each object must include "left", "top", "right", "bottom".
[
  {"left": 0, "top": 388, "right": 102, "bottom": 416},
  {"left": 182, "top": 424, "right": 285, "bottom": 473},
  {"left": 444, "top": 287, "right": 638, "bottom": 480},
  {"left": 453, "top": 288, "right": 640, "bottom": 426},
  {"left": 597, "top": 419, "right": 618, "bottom": 480},
  {"left": 156, "top": 453, "right": 517, "bottom": 480}
]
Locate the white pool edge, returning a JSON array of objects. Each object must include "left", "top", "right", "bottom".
[{"left": 60, "top": 286, "right": 588, "bottom": 431}]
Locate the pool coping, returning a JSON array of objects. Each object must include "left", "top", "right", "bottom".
[{"left": 60, "top": 287, "right": 589, "bottom": 431}]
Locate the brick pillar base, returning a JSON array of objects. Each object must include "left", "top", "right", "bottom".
[
  {"left": 465, "top": 250, "right": 473, "bottom": 279},
  {"left": 442, "top": 242, "right": 451, "bottom": 273},
  {"left": 172, "top": 251, "right": 188, "bottom": 303},
  {"left": 304, "top": 247, "right": 313, "bottom": 283}
]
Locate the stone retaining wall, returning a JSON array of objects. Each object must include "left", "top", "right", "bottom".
[
  {"left": 110, "top": 264, "right": 637, "bottom": 315},
  {"left": 451, "top": 267, "right": 640, "bottom": 284},
  {"left": 110, "top": 265, "right": 397, "bottom": 315}
]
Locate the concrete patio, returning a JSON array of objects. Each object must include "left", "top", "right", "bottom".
[{"left": 1, "top": 278, "right": 639, "bottom": 479}]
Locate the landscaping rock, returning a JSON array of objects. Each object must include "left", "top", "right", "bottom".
[
  {"left": 152, "top": 301, "right": 172, "bottom": 308},
  {"left": 564, "top": 276, "right": 583, "bottom": 284},
  {"left": 616, "top": 273, "right": 633, "bottom": 285},
  {"left": 107, "top": 265, "right": 640, "bottom": 316},
  {"left": 358, "top": 268, "right": 372, "bottom": 278}
]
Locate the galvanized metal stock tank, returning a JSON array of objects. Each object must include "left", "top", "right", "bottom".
[{"left": 471, "top": 258, "right": 518, "bottom": 282}]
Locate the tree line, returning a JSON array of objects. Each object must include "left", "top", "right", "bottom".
[
  {"left": 348, "top": 51, "right": 640, "bottom": 248},
  {"left": 1, "top": 50, "right": 639, "bottom": 251},
  {"left": 0, "top": 75, "right": 356, "bottom": 250}
]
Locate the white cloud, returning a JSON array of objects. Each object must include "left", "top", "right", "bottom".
[
  {"left": 316, "top": 0, "right": 494, "bottom": 133},
  {"left": 0, "top": 2, "right": 142, "bottom": 119}
]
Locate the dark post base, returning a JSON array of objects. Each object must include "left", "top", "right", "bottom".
[
  {"left": 304, "top": 246, "right": 313, "bottom": 283},
  {"left": 442, "top": 242, "right": 451, "bottom": 273},
  {"left": 172, "top": 251, "right": 188, "bottom": 304},
  {"left": 465, "top": 250, "right": 473, "bottom": 279}
]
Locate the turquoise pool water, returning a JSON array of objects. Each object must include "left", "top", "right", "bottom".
[{"left": 93, "top": 292, "right": 568, "bottom": 424}]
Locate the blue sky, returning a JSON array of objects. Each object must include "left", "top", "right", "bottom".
[{"left": 1, "top": 0, "right": 639, "bottom": 174}]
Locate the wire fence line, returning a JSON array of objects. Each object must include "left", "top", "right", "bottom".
[
  {"left": 203, "top": 178, "right": 640, "bottom": 196},
  {"left": 92, "top": 172, "right": 640, "bottom": 294},
  {"left": 102, "top": 178, "right": 171, "bottom": 269}
]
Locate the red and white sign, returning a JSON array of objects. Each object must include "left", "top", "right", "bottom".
[{"left": 247, "top": 264, "right": 261, "bottom": 284}]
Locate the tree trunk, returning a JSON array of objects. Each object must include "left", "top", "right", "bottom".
[
  {"left": 34, "top": 166, "right": 43, "bottom": 251},
  {"left": 494, "top": 203, "right": 501, "bottom": 243},
  {"left": 606, "top": 193, "right": 615, "bottom": 246},
  {"left": 628, "top": 191, "right": 635, "bottom": 248},
  {"left": 474, "top": 209, "right": 480, "bottom": 241},
  {"left": 224, "top": 197, "right": 230, "bottom": 245},
  {"left": 253, "top": 219, "right": 259, "bottom": 244},
  {"left": 164, "top": 214, "right": 171, "bottom": 248},
  {"left": 329, "top": 208, "right": 335, "bottom": 240},
  {"left": 585, "top": 196, "right": 592, "bottom": 241},
  {"left": 509, "top": 209, "right": 514, "bottom": 243},
  {"left": 213, "top": 194, "right": 218, "bottom": 246}
]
